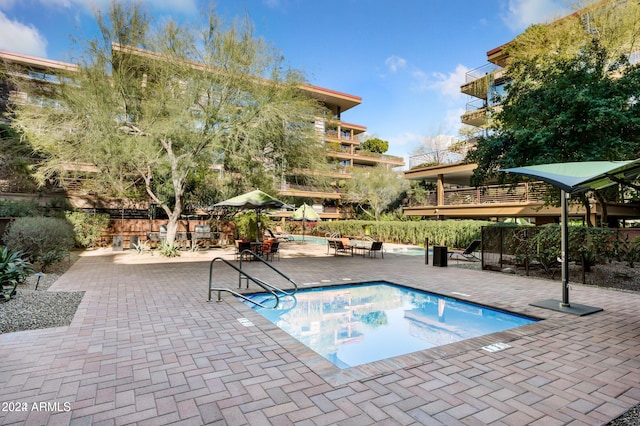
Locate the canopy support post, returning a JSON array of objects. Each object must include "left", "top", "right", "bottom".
[{"left": 561, "top": 190, "right": 570, "bottom": 307}]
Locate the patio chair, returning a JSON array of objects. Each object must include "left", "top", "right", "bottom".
[
  {"left": 146, "top": 232, "right": 161, "bottom": 249},
  {"left": 364, "top": 241, "right": 384, "bottom": 258},
  {"left": 448, "top": 240, "right": 481, "bottom": 261},
  {"left": 264, "top": 241, "right": 280, "bottom": 261},
  {"left": 235, "top": 240, "right": 252, "bottom": 261},
  {"left": 328, "top": 239, "right": 353, "bottom": 256}
]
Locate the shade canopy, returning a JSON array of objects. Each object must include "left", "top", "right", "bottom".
[
  {"left": 212, "top": 189, "right": 289, "bottom": 209},
  {"left": 501, "top": 159, "right": 640, "bottom": 316},
  {"left": 212, "top": 189, "right": 290, "bottom": 242},
  {"left": 290, "top": 203, "right": 321, "bottom": 222},
  {"left": 501, "top": 160, "right": 640, "bottom": 194}
]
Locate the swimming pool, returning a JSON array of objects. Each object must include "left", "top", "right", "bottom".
[
  {"left": 242, "top": 282, "right": 538, "bottom": 369},
  {"left": 287, "top": 235, "right": 327, "bottom": 244},
  {"left": 287, "top": 236, "right": 427, "bottom": 256},
  {"left": 385, "top": 247, "right": 427, "bottom": 256}
]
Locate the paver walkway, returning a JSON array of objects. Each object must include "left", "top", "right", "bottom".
[{"left": 1, "top": 244, "right": 639, "bottom": 425}]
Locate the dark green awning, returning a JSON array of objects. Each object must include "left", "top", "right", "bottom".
[{"left": 502, "top": 160, "right": 640, "bottom": 194}]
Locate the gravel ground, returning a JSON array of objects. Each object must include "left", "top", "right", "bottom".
[
  {"left": 0, "top": 254, "right": 84, "bottom": 334},
  {"left": 0, "top": 251, "right": 638, "bottom": 424}
]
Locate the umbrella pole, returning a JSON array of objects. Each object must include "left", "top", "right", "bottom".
[
  {"left": 256, "top": 209, "right": 261, "bottom": 242},
  {"left": 561, "top": 190, "right": 570, "bottom": 307}
]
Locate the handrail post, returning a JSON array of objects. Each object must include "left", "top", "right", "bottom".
[{"left": 208, "top": 253, "right": 298, "bottom": 307}]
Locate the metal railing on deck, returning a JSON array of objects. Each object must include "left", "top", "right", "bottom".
[{"left": 208, "top": 249, "right": 298, "bottom": 308}]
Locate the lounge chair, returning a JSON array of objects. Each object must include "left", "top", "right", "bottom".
[
  {"left": 267, "top": 228, "right": 290, "bottom": 242},
  {"left": 448, "top": 240, "right": 481, "bottom": 261},
  {"left": 364, "top": 241, "right": 384, "bottom": 258}
]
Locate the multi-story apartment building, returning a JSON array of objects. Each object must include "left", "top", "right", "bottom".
[
  {"left": 404, "top": 1, "right": 640, "bottom": 225},
  {"left": 282, "top": 84, "right": 404, "bottom": 219},
  {"left": 0, "top": 48, "right": 404, "bottom": 219}
]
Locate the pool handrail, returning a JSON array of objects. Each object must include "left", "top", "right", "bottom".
[
  {"left": 208, "top": 256, "right": 280, "bottom": 308},
  {"left": 238, "top": 249, "right": 298, "bottom": 296}
]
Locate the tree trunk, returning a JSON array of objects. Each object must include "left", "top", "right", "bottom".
[
  {"left": 594, "top": 190, "right": 608, "bottom": 226},
  {"left": 580, "top": 193, "right": 593, "bottom": 227},
  {"left": 164, "top": 213, "right": 180, "bottom": 245}
]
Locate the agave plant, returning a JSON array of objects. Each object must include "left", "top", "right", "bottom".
[{"left": 0, "top": 246, "right": 33, "bottom": 301}]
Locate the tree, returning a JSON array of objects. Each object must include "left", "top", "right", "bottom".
[
  {"left": 411, "top": 135, "right": 461, "bottom": 167},
  {"left": 344, "top": 166, "right": 409, "bottom": 221},
  {"left": 10, "top": 2, "right": 327, "bottom": 244},
  {"left": 361, "top": 137, "right": 388, "bottom": 154},
  {"left": 468, "top": 1, "right": 640, "bottom": 222}
]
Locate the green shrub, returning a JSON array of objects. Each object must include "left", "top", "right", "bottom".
[
  {"left": 313, "top": 220, "right": 489, "bottom": 248},
  {"left": 0, "top": 200, "right": 41, "bottom": 217},
  {"left": 158, "top": 241, "right": 181, "bottom": 257},
  {"left": 233, "top": 211, "right": 264, "bottom": 242},
  {"left": 132, "top": 240, "right": 150, "bottom": 254},
  {"left": 618, "top": 235, "right": 640, "bottom": 268},
  {"left": 3, "top": 217, "right": 75, "bottom": 272},
  {"left": 531, "top": 225, "right": 561, "bottom": 276},
  {"left": 65, "top": 211, "right": 110, "bottom": 248},
  {"left": 0, "top": 246, "right": 33, "bottom": 301}
]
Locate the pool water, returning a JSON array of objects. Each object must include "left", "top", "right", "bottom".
[
  {"left": 242, "top": 282, "right": 538, "bottom": 369},
  {"left": 385, "top": 247, "right": 427, "bottom": 256},
  {"left": 287, "top": 235, "right": 327, "bottom": 244},
  {"left": 287, "top": 236, "right": 427, "bottom": 256}
]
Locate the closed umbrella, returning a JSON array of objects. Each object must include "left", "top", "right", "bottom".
[
  {"left": 212, "top": 189, "right": 290, "bottom": 242},
  {"left": 290, "top": 203, "right": 321, "bottom": 242}
]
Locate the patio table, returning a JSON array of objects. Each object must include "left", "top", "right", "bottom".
[{"left": 350, "top": 240, "right": 373, "bottom": 257}]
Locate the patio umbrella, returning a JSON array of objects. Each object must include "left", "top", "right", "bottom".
[
  {"left": 501, "top": 159, "right": 640, "bottom": 315},
  {"left": 290, "top": 203, "right": 321, "bottom": 242},
  {"left": 212, "top": 189, "right": 290, "bottom": 241}
]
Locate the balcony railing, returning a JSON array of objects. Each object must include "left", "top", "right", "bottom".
[
  {"left": 407, "top": 182, "right": 548, "bottom": 208},
  {"left": 280, "top": 183, "right": 340, "bottom": 194},
  {"left": 465, "top": 63, "right": 501, "bottom": 84},
  {"left": 326, "top": 129, "right": 353, "bottom": 141}
]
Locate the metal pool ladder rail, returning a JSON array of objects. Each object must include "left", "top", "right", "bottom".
[{"left": 208, "top": 250, "right": 299, "bottom": 309}]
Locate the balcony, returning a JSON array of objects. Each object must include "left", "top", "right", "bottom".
[
  {"left": 278, "top": 183, "right": 341, "bottom": 199},
  {"left": 461, "top": 98, "right": 488, "bottom": 127},
  {"left": 287, "top": 166, "right": 352, "bottom": 179},
  {"left": 403, "top": 182, "right": 560, "bottom": 218},
  {"left": 461, "top": 64, "right": 505, "bottom": 99},
  {"left": 325, "top": 129, "right": 356, "bottom": 142},
  {"left": 405, "top": 181, "right": 640, "bottom": 220},
  {"left": 326, "top": 148, "right": 404, "bottom": 167}
]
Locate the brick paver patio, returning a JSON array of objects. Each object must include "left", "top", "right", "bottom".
[{"left": 1, "top": 244, "right": 639, "bottom": 425}]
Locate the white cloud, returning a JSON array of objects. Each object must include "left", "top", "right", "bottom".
[
  {"left": 0, "top": 11, "right": 47, "bottom": 57},
  {"left": 385, "top": 55, "right": 406, "bottom": 73},
  {"left": 428, "top": 64, "right": 468, "bottom": 99},
  {"left": 389, "top": 131, "right": 421, "bottom": 148},
  {"left": 501, "top": 0, "right": 569, "bottom": 32},
  {"left": 443, "top": 107, "right": 467, "bottom": 135}
]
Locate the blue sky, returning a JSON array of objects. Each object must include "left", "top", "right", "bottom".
[{"left": 0, "top": 0, "right": 571, "bottom": 164}]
